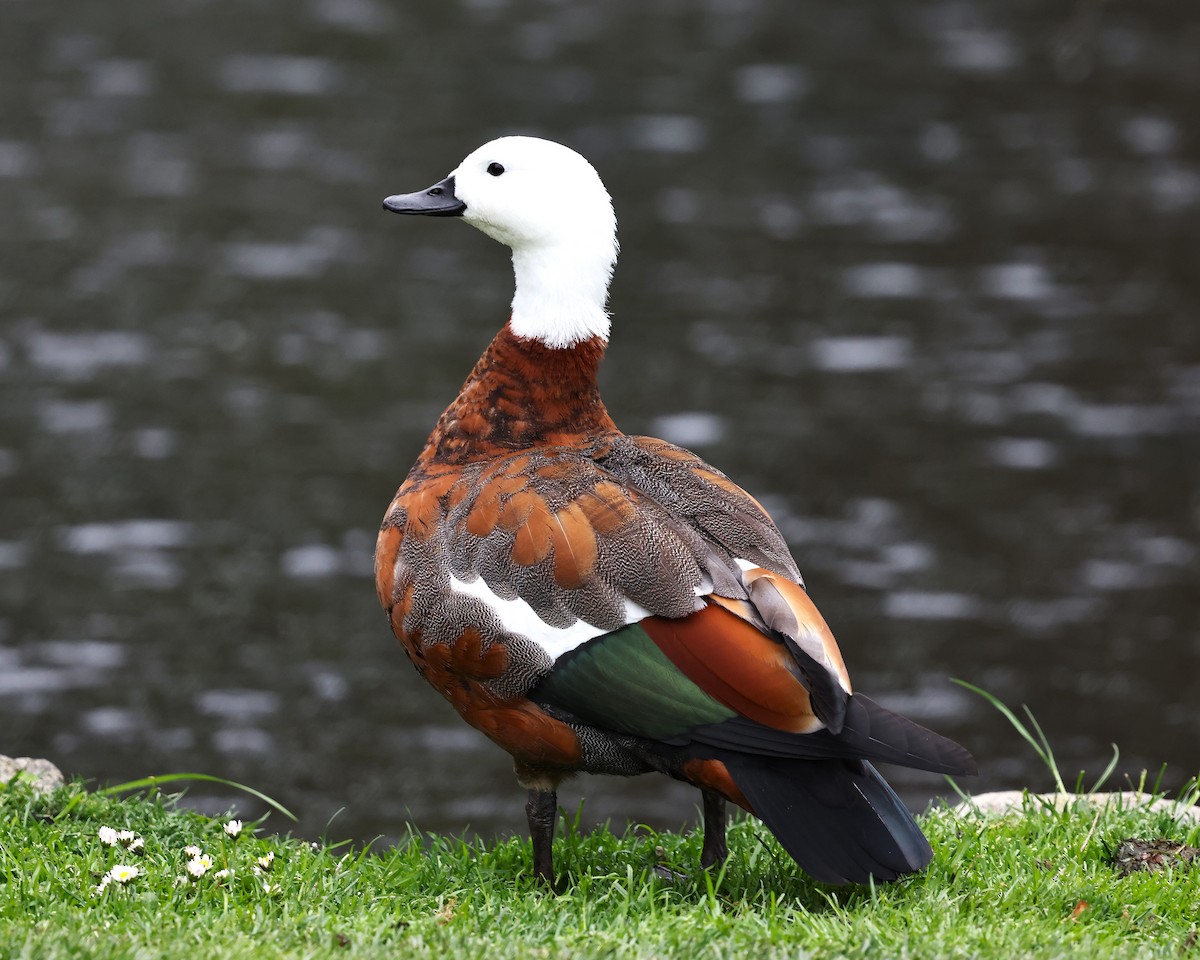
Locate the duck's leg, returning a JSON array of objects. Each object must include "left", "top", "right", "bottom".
[
  {"left": 525, "top": 788, "right": 558, "bottom": 884},
  {"left": 699, "top": 789, "right": 728, "bottom": 870}
]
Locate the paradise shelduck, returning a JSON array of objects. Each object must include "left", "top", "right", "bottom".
[{"left": 376, "top": 136, "right": 976, "bottom": 885}]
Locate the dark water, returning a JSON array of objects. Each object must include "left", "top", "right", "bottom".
[{"left": 1, "top": 0, "right": 1197, "bottom": 846}]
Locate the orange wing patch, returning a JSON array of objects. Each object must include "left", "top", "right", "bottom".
[
  {"left": 496, "top": 489, "right": 540, "bottom": 531},
  {"left": 423, "top": 626, "right": 508, "bottom": 682},
  {"left": 448, "top": 454, "right": 622, "bottom": 588},
  {"left": 374, "top": 525, "right": 402, "bottom": 607},
  {"left": 741, "top": 568, "right": 851, "bottom": 694},
  {"left": 509, "top": 498, "right": 556, "bottom": 567},
  {"left": 375, "top": 470, "right": 459, "bottom": 605},
  {"left": 640, "top": 606, "right": 824, "bottom": 734},
  {"left": 465, "top": 490, "right": 502, "bottom": 537},
  {"left": 548, "top": 502, "right": 598, "bottom": 588},
  {"left": 398, "top": 472, "right": 457, "bottom": 539},
  {"left": 577, "top": 481, "right": 637, "bottom": 534},
  {"left": 534, "top": 460, "right": 577, "bottom": 483}
]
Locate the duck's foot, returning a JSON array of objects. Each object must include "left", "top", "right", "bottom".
[
  {"left": 650, "top": 790, "right": 729, "bottom": 883},
  {"left": 651, "top": 862, "right": 691, "bottom": 882}
]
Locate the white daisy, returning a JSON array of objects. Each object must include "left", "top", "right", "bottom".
[
  {"left": 186, "top": 854, "right": 214, "bottom": 878},
  {"left": 98, "top": 826, "right": 119, "bottom": 846},
  {"left": 109, "top": 864, "right": 140, "bottom": 884},
  {"left": 223, "top": 819, "right": 243, "bottom": 838}
]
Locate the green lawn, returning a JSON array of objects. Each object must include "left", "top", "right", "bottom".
[{"left": 1, "top": 778, "right": 1196, "bottom": 959}]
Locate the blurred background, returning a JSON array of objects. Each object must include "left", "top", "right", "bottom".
[{"left": 0, "top": 0, "right": 1196, "bottom": 846}]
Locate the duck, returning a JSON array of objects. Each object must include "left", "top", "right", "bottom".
[{"left": 375, "top": 136, "right": 976, "bottom": 886}]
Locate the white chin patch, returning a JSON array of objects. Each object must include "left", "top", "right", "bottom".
[{"left": 448, "top": 574, "right": 650, "bottom": 660}]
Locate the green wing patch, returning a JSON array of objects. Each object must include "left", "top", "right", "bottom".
[{"left": 532, "top": 624, "right": 735, "bottom": 739}]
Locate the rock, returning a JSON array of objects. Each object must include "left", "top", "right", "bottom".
[
  {"left": 0, "top": 755, "right": 65, "bottom": 795},
  {"left": 956, "top": 790, "right": 1200, "bottom": 823}
]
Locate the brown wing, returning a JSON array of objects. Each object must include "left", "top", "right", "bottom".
[
  {"left": 639, "top": 604, "right": 827, "bottom": 735},
  {"left": 377, "top": 435, "right": 803, "bottom": 640},
  {"left": 593, "top": 434, "right": 802, "bottom": 583},
  {"left": 374, "top": 436, "right": 837, "bottom": 761},
  {"left": 700, "top": 568, "right": 852, "bottom": 733}
]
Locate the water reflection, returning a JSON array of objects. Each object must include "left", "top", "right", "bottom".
[{"left": 0, "top": 0, "right": 1196, "bottom": 846}]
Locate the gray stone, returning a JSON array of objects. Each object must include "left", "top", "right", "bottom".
[
  {"left": 956, "top": 790, "right": 1200, "bottom": 823},
  {"left": 0, "top": 755, "right": 66, "bottom": 795}
]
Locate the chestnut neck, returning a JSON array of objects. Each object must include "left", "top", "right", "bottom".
[{"left": 417, "top": 323, "right": 618, "bottom": 467}]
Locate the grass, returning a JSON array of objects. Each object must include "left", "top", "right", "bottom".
[
  {"left": 2, "top": 688, "right": 1197, "bottom": 958},
  {"left": 1, "top": 774, "right": 1197, "bottom": 960}
]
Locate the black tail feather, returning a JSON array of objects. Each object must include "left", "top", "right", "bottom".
[
  {"left": 681, "top": 693, "right": 977, "bottom": 776},
  {"left": 722, "top": 754, "right": 933, "bottom": 885},
  {"left": 662, "top": 688, "right": 974, "bottom": 883}
]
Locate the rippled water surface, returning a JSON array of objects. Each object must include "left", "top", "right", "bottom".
[{"left": 1, "top": 0, "right": 1197, "bottom": 845}]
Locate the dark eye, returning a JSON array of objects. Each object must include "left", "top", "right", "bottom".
[{"left": 486, "top": 162, "right": 505, "bottom": 177}]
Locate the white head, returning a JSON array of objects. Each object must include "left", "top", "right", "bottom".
[{"left": 383, "top": 136, "right": 619, "bottom": 348}]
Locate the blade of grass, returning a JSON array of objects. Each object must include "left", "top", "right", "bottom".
[
  {"left": 952, "top": 679, "right": 1067, "bottom": 794},
  {"left": 1086, "top": 744, "right": 1120, "bottom": 797},
  {"left": 92, "top": 773, "right": 297, "bottom": 822}
]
